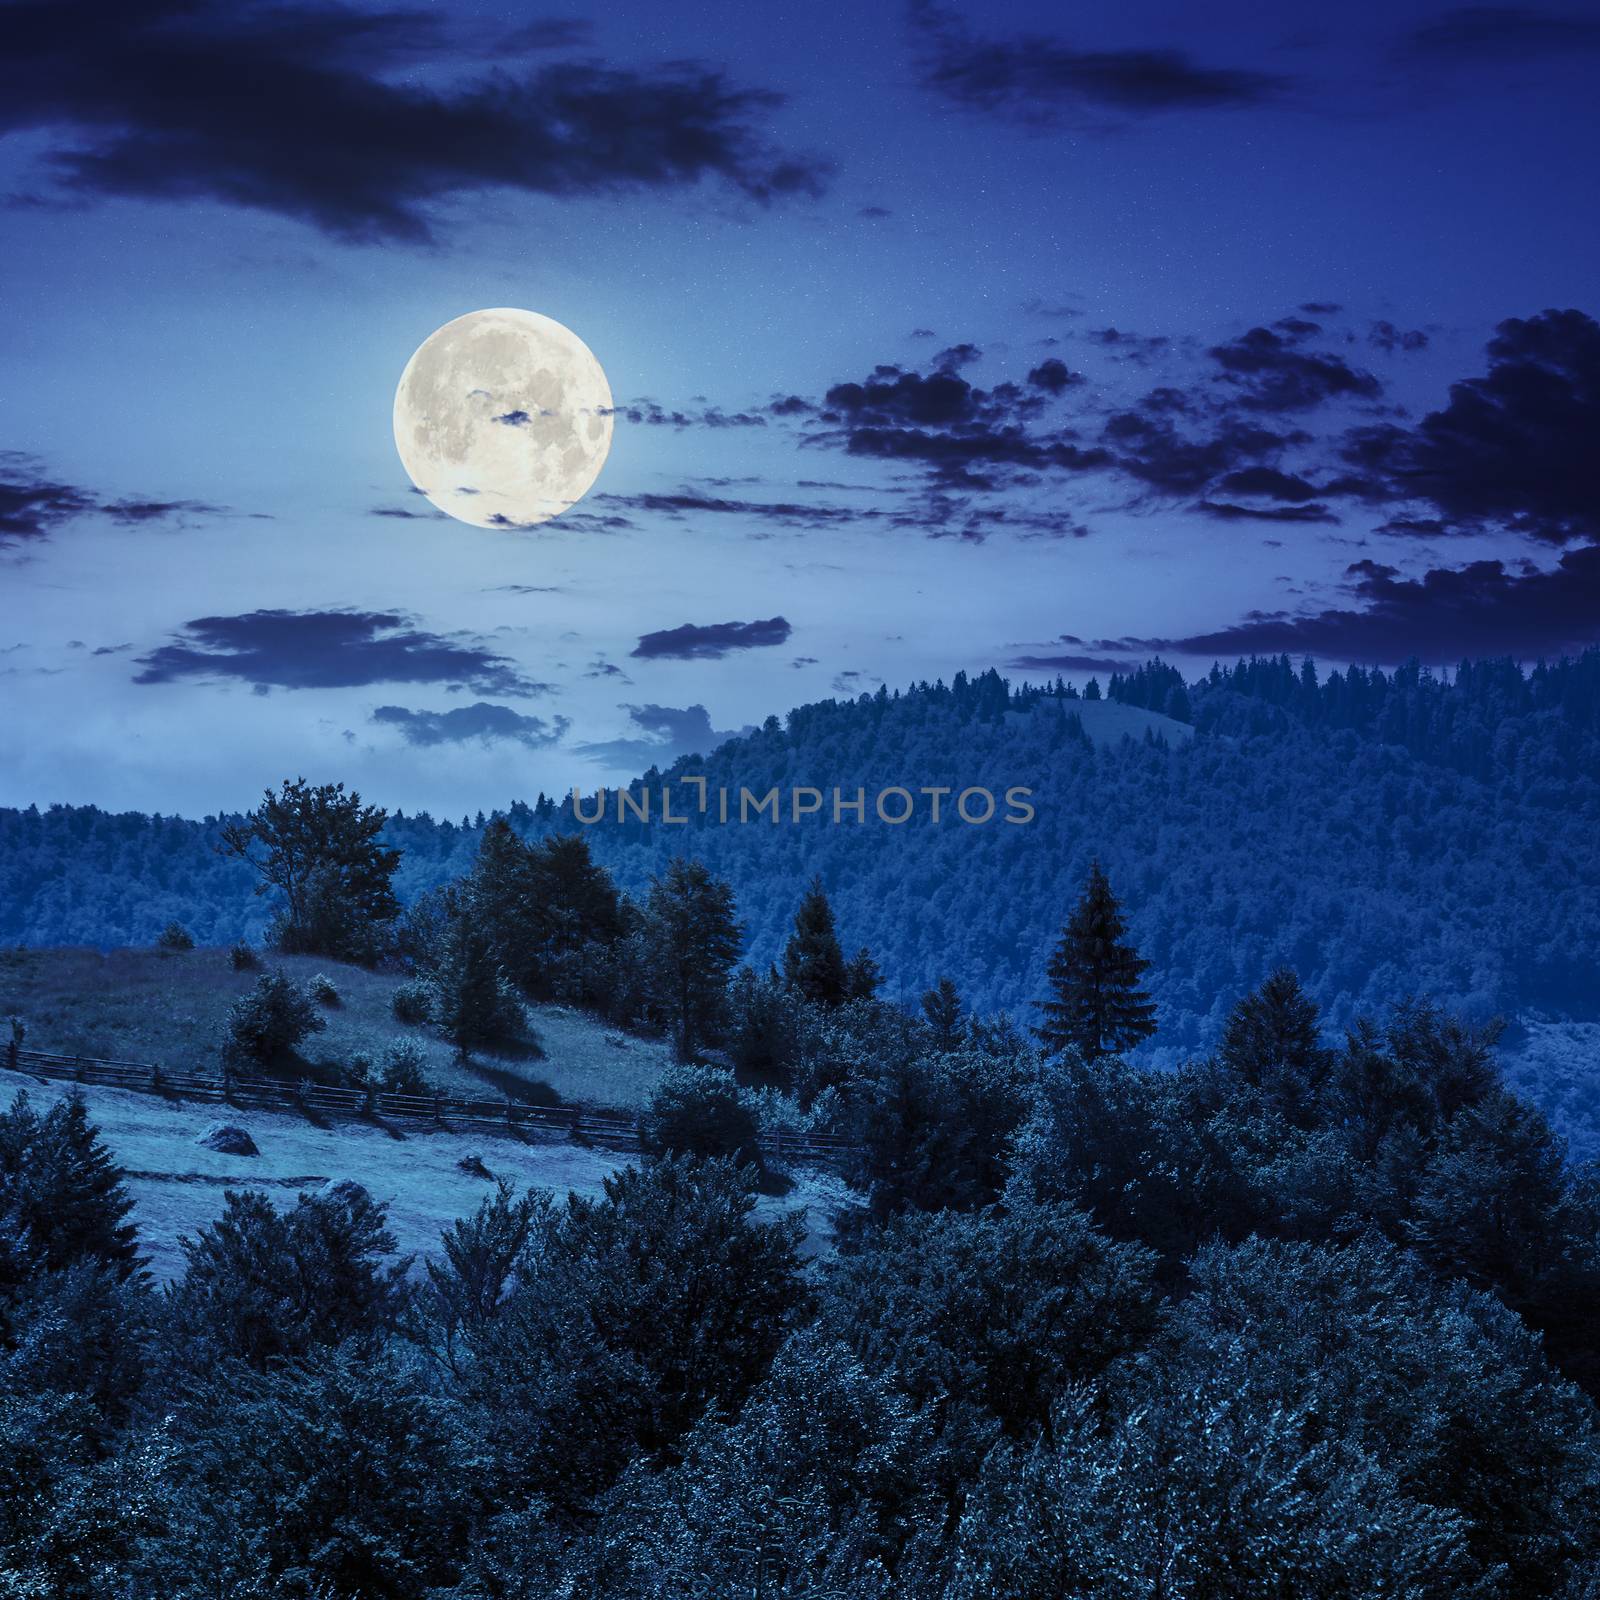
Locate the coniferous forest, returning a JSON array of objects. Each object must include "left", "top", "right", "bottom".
[
  {"left": 6, "top": 653, "right": 1599, "bottom": 1143},
  {"left": 4, "top": 660, "right": 1600, "bottom": 1595}
]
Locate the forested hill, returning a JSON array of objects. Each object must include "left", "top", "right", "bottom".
[{"left": 4, "top": 653, "right": 1599, "bottom": 1063}]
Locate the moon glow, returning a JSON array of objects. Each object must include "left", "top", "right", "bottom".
[{"left": 393, "top": 308, "right": 613, "bottom": 529}]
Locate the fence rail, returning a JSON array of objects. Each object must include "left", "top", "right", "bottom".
[{"left": 3, "top": 1048, "right": 858, "bottom": 1165}]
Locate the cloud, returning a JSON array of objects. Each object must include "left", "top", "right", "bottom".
[
  {"left": 595, "top": 490, "right": 857, "bottom": 529},
  {"left": 608, "top": 400, "right": 770, "bottom": 429},
  {"left": 631, "top": 617, "right": 793, "bottom": 660},
  {"left": 1, "top": 453, "right": 236, "bottom": 543},
  {"left": 1086, "top": 327, "right": 1173, "bottom": 363},
  {"left": 1345, "top": 308, "right": 1600, "bottom": 544},
  {"left": 1401, "top": 6, "right": 1600, "bottom": 60},
  {"left": 1131, "top": 545, "right": 1600, "bottom": 663},
  {"left": 815, "top": 359, "right": 1111, "bottom": 482},
  {"left": 1103, "top": 409, "right": 1302, "bottom": 495},
  {"left": 574, "top": 702, "right": 750, "bottom": 768},
  {"left": 0, "top": 457, "right": 95, "bottom": 543},
  {"left": 910, "top": 0, "right": 1290, "bottom": 124},
  {"left": 2, "top": 0, "right": 829, "bottom": 243},
  {"left": 1207, "top": 326, "right": 1383, "bottom": 412},
  {"left": 134, "top": 608, "right": 547, "bottom": 694},
  {"left": 1368, "top": 320, "right": 1429, "bottom": 353},
  {"left": 101, "top": 496, "right": 231, "bottom": 524},
  {"left": 1194, "top": 500, "right": 1338, "bottom": 524},
  {"left": 1027, "top": 357, "right": 1082, "bottom": 393},
  {"left": 371, "top": 702, "right": 568, "bottom": 748},
  {"left": 1008, "top": 649, "right": 1140, "bottom": 673}
]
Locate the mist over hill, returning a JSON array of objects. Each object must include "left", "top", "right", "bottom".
[{"left": 4, "top": 653, "right": 1599, "bottom": 1070}]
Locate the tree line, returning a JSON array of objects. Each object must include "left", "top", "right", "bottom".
[{"left": 7, "top": 773, "right": 1600, "bottom": 1592}]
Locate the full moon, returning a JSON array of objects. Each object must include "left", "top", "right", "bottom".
[{"left": 392, "top": 308, "right": 613, "bottom": 529}]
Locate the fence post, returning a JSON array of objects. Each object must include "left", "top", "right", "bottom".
[{"left": 433, "top": 1091, "right": 445, "bottom": 1125}]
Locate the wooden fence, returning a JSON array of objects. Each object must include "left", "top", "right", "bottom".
[{"left": 3, "top": 1048, "right": 858, "bottom": 1166}]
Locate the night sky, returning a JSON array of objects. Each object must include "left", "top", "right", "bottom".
[{"left": 3, "top": 0, "right": 1599, "bottom": 815}]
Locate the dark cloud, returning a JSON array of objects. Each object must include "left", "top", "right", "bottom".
[
  {"left": 574, "top": 702, "right": 749, "bottom": 768},
  {"left": 1300, "top": 302, "right": 1343, "bottom": 316},
  {"left": 858, "top": 204, "right": 892, "bottom": 218},
  {"left": 0, "top": 458, "right": 95, "bottom": 543},
  {"left": 768, "top": 394, "right": 814, "bottom": 416},
  {"left": 494, "top": 409, "right": 534, "bottom": 426},
  {"left": 1027, "top": 357, "right": 1082, "bottom": 393},
  {"left": 934, "top": 342, "right": 982, "bottom": 371},
  {"left": 1086, "top": 327, "right": 1172, "bottom": 362},
  {"left": 134, "top": 608, "right": 546, "bottom": 694},
  {"left": 1194, "top": 500, "right": 1339, "bottom": 524},
  {"left": 1, "top": 454, "right": 234, "bottom": 543},
  {"left": 1009, "top": 652, "right": 1137, "bottom": 673},
  {"left": 631, "top": 617, "right": 792, "bottom": 660},
  {"left": 817, "top": 360, "right": 1109, "bottom": 481},
  {"left": 488, "top": 583, "right": 565, "bottom": 595},
  {"left": 372, "top": 702, "right": 569, "bottom": 749},
  {"left": 1348, "top": 308, "right": 1600, "bottom": 544},
  {"left": 1103, "top": 410, "right": 1301, "bottom": 495},
  {"left": 609, "top": 400, "right": 769, "bottom": 429},
  {"left": 1368, "top": 320, "right": 1429, "bottom": 353},
  {"left": 910, "top": 0, "right": 1290, "bottom": 124},
  {"left": 910, "top": 327, "right": 938, "bottom": 338},
  {"left": 1401, "top": 7, "right": 1600, "bottom": 60},
  {"left": 902, "top": 494, "right": 1091, "bottom": 543},
  {"left": 596, "top": 490, "right": 857, "bottom": 529},
  {"left": 2, "top": 0, "right": 828, "bottom": 243},
  {"left": 1133, "top": 545, "right": 1600, "bottom": 663},
  {"left": 1216, "top": 466, "right": 1322, "bottom": 502},
  {"left": 1208, "top": 326, "right": 1383, "bottom": 412},
  {"left": 101, "top": 496, "right": 230, "bottom": 524}
]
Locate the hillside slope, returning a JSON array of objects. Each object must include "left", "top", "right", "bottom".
[
  {"left": 0, "top": 1063, "right": 849, "bottom": 1280},
  {"left": 0, "top": 946, "right": 673, "bottom": 1108},
  {"left": 2, "top": 657, "right": 1597, "bottom": 1071}
]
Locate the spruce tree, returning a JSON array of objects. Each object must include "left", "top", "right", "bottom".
[
  {"left": 463, "top": 818, "right": 540, "bottom": 991},
  {"left": 435, "top": 918, "right": 523, "bottom": 1054},
  {"left": 921, "top": 977, "right": 965, "bottom": 1050},
  {"left": 1218, "top": 968, "right": 1331, "bottom": 1126},
  {"left": 1034, "top": 861, "right": 1156, "bottom": 1059},
  {"left": 645, "top": 858, "right": 742, "bottom": 1062},
  {"left": 782, "top": 876, "right": 848, "bottom": 1006},
  {"left": 0, "top": 1091, "right": 141, "bottom": 1279},
  {"left": 844, "top": 946, "right": 882, "bottom": 1002}
]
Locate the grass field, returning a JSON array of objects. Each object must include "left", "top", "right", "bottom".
[
  {"left": 0, "top": 1062, "right": 852, "bottom": 1280},
  {"left": 0, "top": 946, "right": 674, "bottom": 1109}
]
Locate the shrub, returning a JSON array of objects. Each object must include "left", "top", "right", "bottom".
[
  {"left": 391, "top": 978, "right": 433, "bottom": 1026},
  {"left": 378, "top": 1038, "right": 434, "bottom": 1096},
  {"left": 229, "top": 942, "right": 260, "bottom": 971},
  {"left": 157, "top": 921, "right": 195, "bottom": 953},
  {"left": 309, "top": 972, "right": 340, "bottom": 1008},
  {"left": 223, "top": 972, "right": 326, "bottom": 1071},
  {"left": 641, "top": 1064, "right": 763, "bottom": 1170}
]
